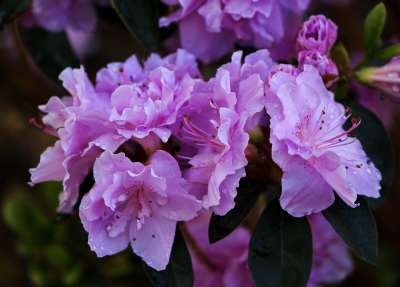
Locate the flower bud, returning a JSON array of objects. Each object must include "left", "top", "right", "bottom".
[
  {"left": 356, "top": 57, "right": 400, "bottom": 98},
  {"left": 297, "top": 15, "right": 338, "bottom": 54},
  {"left": 298, "top": 50, "right": 339, "bottom": 87}
]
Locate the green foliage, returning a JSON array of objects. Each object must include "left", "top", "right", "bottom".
[
  {"left": 323, "top": 197, "right": 378, "bottom": 264},
  {"left": 3, "top": 185, "right": 151, "bottom": 287},
  {"left": 111, "top": 0, "right": 160, "bottom": 55},
  {"left": 143, "top": 229, "right": 193, "bottom": 287},
  {"left": 331, "top": 42, "right": 351, "bottom": 78},
  {"left": 0, "top": 0, "right": 31, "bottom": 29},
  {"left": 248, "top": 201, "right": 313, "bottom": 287},
  {"left": 208, "top": 179, "right": 264, "bottom": 243},
  {"left": 20, "top": 27, "right": 79, "bottom": 83},
  {"left": 3, "top": 192, "right": 50, "bottom": 241},
  {"left": 364, "top": 3, "right": 387, "bottom": 57},
  {"left": 377, "top": 44, "right": 400, "bottom": 61}
]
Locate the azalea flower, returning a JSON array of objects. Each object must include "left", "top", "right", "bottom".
[
  {"left": 80, "top": 151, "right": 201, "bottom": 271},
  {"left": 160, "top": 0, "right": 310, "bottom": 62},
  {"left": 266, "top": 65, "right": 381, "bottom": 217},
  {"left": 30, "top": 67, "right": 125, "bottom": 213},
  {"left": 104, "top": 50, "right": 199, "bottom": 143},
  {"left": 30, "top": 50, "right": 200, "bottom": 213},
  {"left": 179, "top": 50, "right": 273, "bottom": 215}
]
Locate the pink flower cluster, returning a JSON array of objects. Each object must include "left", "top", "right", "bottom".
[
  {"left": 160, "top": 0, "right": 310, "bottom": 63},
  {"left": 30, "top": 49, "right": 381, "bottom": 276},
  {"left": 29, "top": 49, "right": 274, "bottom": 270}
]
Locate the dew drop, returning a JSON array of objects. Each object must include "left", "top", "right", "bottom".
[{"left": 118, "top": 194, "right": 127, "bottom": 202}]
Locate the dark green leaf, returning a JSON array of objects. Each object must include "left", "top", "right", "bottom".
[
  {"left": 0, "top": 0, "right": 31, "bottom": 29},
  {"left": 143, "top": 228, "right": 193, "bottom": 287},
  {"left": 331, "top": 42, "right": 351, "bottom": 77},
  {"left": 208, "top": 179, "right": 265, "bottom": 244},
  {"left": 249, "top": 201, "right": 313, "bottom": 287},
  {"left": 323, "top": 197, "right": 378, "bottom": 264},
  {"left": 111, "top": 0, "right": 159, "bottom": 54},
  {"left": 350, "top": 102, "right": 394, "bottom": 207},
  {"left": 364, "top": 2, "right": 386, "bottom": 56},
  {"left": 334, "top": 79, "right": 350, "bottom": 102},
  {"left": 20, "top": 27, "right": 79, "bottom": 83},
  {"left": 377, "top": 44, "right": 400, "bottom": 61}
]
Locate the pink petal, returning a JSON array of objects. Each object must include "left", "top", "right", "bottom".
[{"left": 130, "top": 214, "right": 176, "bottom": 271}]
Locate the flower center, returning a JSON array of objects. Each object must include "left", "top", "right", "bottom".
[
  {"left": 179, "top": 115, "right": 225, "bottom": 150},
  {"left": 296, "top": 106, "right": 361, "bottom": 152}
]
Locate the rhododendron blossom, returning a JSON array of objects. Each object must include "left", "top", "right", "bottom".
[
  {"left": 179, "top": 50, "right": 274, "bottom": 215},
  {"left": 160, "top": 0, "right": 310, "bottom": 62},
  {"left": 103, "top": 50, "right": 199, "bottom": 143},
  {"left": 266, "top": 65, "right": 381, "bottom": 217},
  {"left": 80, "top": 151, "right": 201, "bottom": 270},
  {"left": 30, "top": 67, "right": 125, "bottom": 213},
  {"left": 9, "top": 0, "right": 398, "bottom": 284},
  {"left": 30, "top": 49, "right": 200, "bottom": 213}
]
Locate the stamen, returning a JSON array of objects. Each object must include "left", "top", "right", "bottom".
[
  {"left": 316, "top": 116, "right": 361, "bottom": 149},
  {"left": 180, "top": 115, "right": 225, "bottom": 149}
]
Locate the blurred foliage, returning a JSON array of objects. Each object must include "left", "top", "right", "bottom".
[{"left": 2, "top": 183, "right": 151, "bottom": 287}]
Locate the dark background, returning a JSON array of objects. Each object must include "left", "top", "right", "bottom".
[{"left": 1, "top": 1, "right": 400, "bottom": 286}]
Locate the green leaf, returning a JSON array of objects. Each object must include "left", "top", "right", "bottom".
[
  {"left": 208, "top": 179, "right": 264, "bottom": 243},
  {"left": 111, "top": 0, "right": 159, "bottom": 54},
  {"left": 331, "top": 42, "right": 351, "bottom": 77},
  {"left": 3, "top": 192, "right": 50, "bottom": 239},
  {"left": 20, "top": 27, "right": 79, "bottom": 83},
  {"left": 0, "top": 0, "right": 31, "bottom": 29},
  {"left": 364, "top": 2, "right": 387, "bottom": 56},
  {"left": 45, "top": 244, "right": 73, "bottom": 269},
  {"left": 249, "top": 201, "right": 313, "bottom": 287},
  {"left": 323, "top": 197, "right": 378, "bottom": 264},
  {"left": 377, "top": 44, "right": 400, "bottom": 61},
  {"left": 350, "top": 102, "right": 394, "bottom": 207},
  {"left": 143, "top": 228, "right": 193, "bottom": 287}
]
